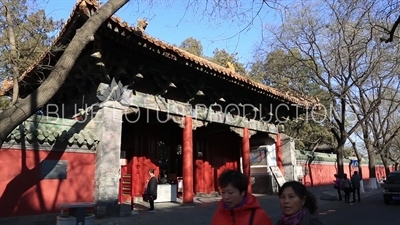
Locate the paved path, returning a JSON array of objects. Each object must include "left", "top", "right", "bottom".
[
  {"left": 96, "top": 184, "right": 387, "bottom": 225},
  {"left": 316, "top": 191, "right": 400, "bottom": 225}
]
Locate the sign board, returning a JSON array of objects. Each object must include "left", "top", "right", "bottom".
[
  {"left": 269, "top": 166, "right": 286, "bottom": 187},
  {"left": 250, "top": 145, "right": 277, "bottom": 167},
  {"left": 350, "top": 160, "right": 359, "bottom": 167},
  {"left": 250, "top": 147, "right": 268, "bottom": 166}
]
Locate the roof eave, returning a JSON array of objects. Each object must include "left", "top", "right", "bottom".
[{"left": 0, "top": 0, "right": 319, "bottom": 110}]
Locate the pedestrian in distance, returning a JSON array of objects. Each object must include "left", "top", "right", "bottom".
[
  {"left": 211, "top": 169, "right": 273, "bottom": 225},
  {"left": 340, "top": 174, "right": 352, "bottom": 203},
  {"left": 145, "top": 169, "right": 158, "bottom": 212},
  {"left": 276, "top": 181, "right": 324, "bottom": 225},
  {"left": 333, "top": 174, "right": 342, "bottom": 201},
  {"left": 351, "top": 171, "right": 362, "bottom": 203}
]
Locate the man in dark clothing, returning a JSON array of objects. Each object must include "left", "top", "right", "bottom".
[
  {"left": 146, "top": 169, "right": 158, "bottom": 212},
  {"left": 351, "top": 171, "right": 362, "bottom": 203}
]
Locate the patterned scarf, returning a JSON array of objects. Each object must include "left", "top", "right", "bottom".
[{"left": 280, "top": 209, "right": 307, "bottom": 225}]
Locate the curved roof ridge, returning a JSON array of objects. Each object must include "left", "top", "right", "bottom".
[{"left": 1, "top": 0, "right": 320, "bottom": 109}]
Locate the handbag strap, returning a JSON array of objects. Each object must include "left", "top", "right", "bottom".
[{"left": 249, "top": 208, "right": 256, "bottom": 225}]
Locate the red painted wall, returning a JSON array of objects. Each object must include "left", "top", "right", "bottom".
[
  {"left": 125, "top": 121, "right": 241, "bottom": 197},
  {"left": 0, "top": 148, "right": 95, "bottom": 217},
  {"left": 124, "top": 120, "right": 398, "bottom": 196},
  {"left": 193, "top": 131, "right": 240, "bottom": 194},
  {"left": 131, "top": 156, "right": 159, "bottom": 196},
  {"left": 301, "top": 163, "right": 395, "bottom": 187},
  {"left": 125, "top": 123, "right": 160, "bottom": 197},
  {"left": 129, "top": 130, "right": 239, "bottom": 196}
]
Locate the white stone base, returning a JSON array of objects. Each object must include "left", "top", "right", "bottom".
[
  {"left": 360, "top": 180, "right": 365, "bottom": 193},
  {"left": 155, "top": 184, "right": 177, "bottom": 203},
  {"left": 368, "top": 178, "right": 378, "bottom": 189}
]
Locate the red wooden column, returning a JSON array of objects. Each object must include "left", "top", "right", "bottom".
[
  {"left": 131, "top": 157, "right": 136, "bottom": 204},
  {"left": 276, "top": 133, "right": 284, "bottom": 173},
  {"left": 242, "top": 127, "right": 252, "bottom": 194},
  {"left": 183, "top": 116, "right": 194, "bottom": 203}
]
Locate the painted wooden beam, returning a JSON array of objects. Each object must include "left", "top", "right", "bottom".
[{"left": 117, "top": 89, "right": 278, "bottom": 133}]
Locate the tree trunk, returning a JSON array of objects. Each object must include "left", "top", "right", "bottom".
[
  {"left": 367, "top": 146, "right": 376, "bottom": 178},
  {"left": 367, "top": 144, "right": 378, "bottom": 189},
  {"left": 380, "top": 153, "right": 390, "bottom": 177},
  {"left": 336, "top": 144, "right": 345, "bottom": 176},
  {"left": 348, "top": 135, "right": 365, "bottom": 192},
  {"left": 0, "top": 0, "right": 130, "bottom": 148},
  {"left": 357, "top": 157, "right": 363, "bottom": 178},
  {"left": 356, "top": 156, "right": 365, "bottom": 193},
  {"left": 349, "top": 136, "right": 363, "bottom": 178}
]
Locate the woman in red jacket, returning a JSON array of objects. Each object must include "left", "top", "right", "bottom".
[{"left": 211, "top": 170, "right": 273, "bottom": 225}]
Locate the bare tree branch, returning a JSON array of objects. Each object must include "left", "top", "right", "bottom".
[
  {"left": 381, "top": 15, "right": 400, "bottom": 43},
  {"left": 258, "top": 0, "right": 398, "bottom": 176},
  {"left": 0, "top": 0, "right": 130, "bottom": 148}
]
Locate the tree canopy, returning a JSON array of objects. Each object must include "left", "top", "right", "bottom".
[
  {"left": 178, "top": 37, "right": 247, "bottom": 75},
  {"left": 0, "top": 0, "right": 62, "bottom": 80},
  {"left": 250, "top": 48, "right": 334, "bottom": 151},
  {"left": 179, "top": 37, "right": 203, "bottom": 56}
]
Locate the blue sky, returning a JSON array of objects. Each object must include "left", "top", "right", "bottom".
[{"left": 38, "top": 0, "right": 284, "bottom": 67}]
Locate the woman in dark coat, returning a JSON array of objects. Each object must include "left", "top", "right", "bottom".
[{"left": 146, "top": 169, "right": 158, "bottom": 212}]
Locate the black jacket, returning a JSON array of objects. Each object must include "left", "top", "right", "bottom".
[
  {"left": 351, "top": 174, "right": 362, "bottom": 188},
  {"left": 146, "top": 177, "right": 158, "bottom": 199}
]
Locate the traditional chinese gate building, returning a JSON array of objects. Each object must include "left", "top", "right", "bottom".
[{"left": 0, "top": 0, "right": 318, "bottom": 218}]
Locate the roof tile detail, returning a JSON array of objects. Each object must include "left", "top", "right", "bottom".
[{"left": 4, "top": 115, "right": 99, "bottom": 149}]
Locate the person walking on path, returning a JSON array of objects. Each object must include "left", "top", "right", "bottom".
[
  {"left": 276, "top": 181, "right": 324, "bottom": 225},
  {"left": 211, "top": 169, "right": 273, "bottom": 225},
  {"left": 341, "top": 174, "right": 352, "bottom": 203},
  {"left": 351, "top": 171, "right": 362, "bottom": 203},
  {"left": 333, "top": 174, "right": 342, "bottom": 201},
  {"left": 145, "top": 169, "right": 158, "bottom": 212}
]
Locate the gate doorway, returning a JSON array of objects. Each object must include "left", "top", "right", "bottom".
[{"left": 119, "top": 109, "right": 183, "bottom": 204}]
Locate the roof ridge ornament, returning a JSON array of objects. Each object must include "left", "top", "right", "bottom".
[
  {"left": 80, "top": 0, "right": 100, "bottom": 8},
  {"left": 134, "top": 18, "right": 148, "bottom": 36},
  {"left": 227, "top": 61, "right": 236, "bottom": 73}
]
